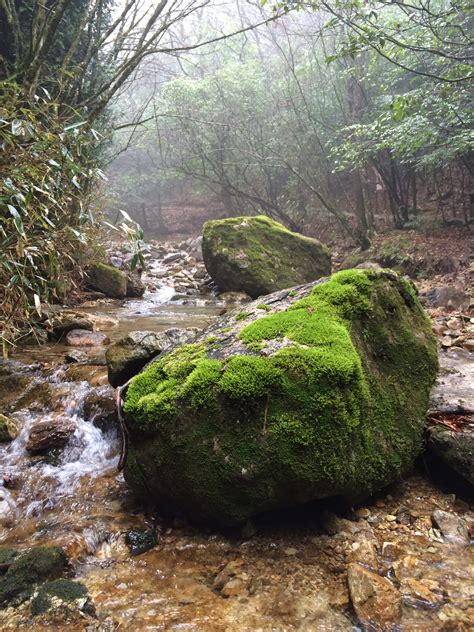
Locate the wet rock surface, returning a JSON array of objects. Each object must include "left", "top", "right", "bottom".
[
  {"left": 66, "top": 329, "right": 110, "bottom": 347},
  {"left": 26, "top": 417, "right": 76, "bottom": 454}
]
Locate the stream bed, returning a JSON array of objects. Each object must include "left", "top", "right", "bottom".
[{"left": 0, "top": 276, "right": 473, "bottom": 631}]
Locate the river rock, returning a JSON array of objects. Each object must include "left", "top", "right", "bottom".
[
  {"left": 202, "top": 215, "right": 331, "bottom": 298},
  {"left": 218, "top": 291, "right": 252, "bottom": 304},
  {"left": 49, "top": 312, "right": 93, "bottom": 339},
  {"left": 106, "top": 328, "right": 199, "bottom": 388},
  {"left": 427, "top": 426, "right": 474, "bottom": 486},
  {"left": 347, "top": 563, "right": 402, "bottom": 631},
  {"left": 431, "top": 509, "right": 470, "bottom": 546},
  {"left": 30, "top": 578, "right": 94, "bottom": 619},
  {"left": 122, "top": 269, "right": 438, "bottom": 526},
  {"left": 83, "top": 385, "right": 117, "bottom": 431},
  {"left": 86, "top": 262, "right": 128, "bottom": 298},
  {"left": 126, "top": 272, "right": 145, "bottom": 298},
  {"left": 66, "top": 329, "right": 110, "bottom": 347},
  {"left": 0, "top": 546, "right": 68, "bottom": 607},
  {"left": 0, "top": 414, "right": 19, "bottom": 441},
  {"left": 26, "top": 417, "right": 75, "bottom": 454}
]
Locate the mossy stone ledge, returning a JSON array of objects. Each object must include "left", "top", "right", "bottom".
[
  {"left": 123, "top": 269, "right": 438, "bottom": 526},
  {"left": 202, "top": 215, "right": 331, "bottom": 298}
]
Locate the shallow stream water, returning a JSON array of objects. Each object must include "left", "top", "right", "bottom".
[{"left": 1, "top": 283, "right": 473, "bottom": 631}]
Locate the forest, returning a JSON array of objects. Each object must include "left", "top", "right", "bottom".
[{"left": 0, "top": 1, "right": 472, "bottom": 630}]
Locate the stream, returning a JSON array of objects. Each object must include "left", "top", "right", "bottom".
[{"left": 0, "top": 259, "right": 473, "bottom": 631}]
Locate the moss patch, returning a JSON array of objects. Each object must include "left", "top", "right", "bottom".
[{"left": 123, "top": 269, "right": 438, "bottom": 525}]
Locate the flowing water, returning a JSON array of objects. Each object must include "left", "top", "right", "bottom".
[{"left": 1, "top": 285, "right": 473, "bottom": 631}]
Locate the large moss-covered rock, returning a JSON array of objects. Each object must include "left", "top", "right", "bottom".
[
  {"left": 86, "top": 262, "right": 128, "bottom": 299},
  {"left": 122, "top": 270, "right": 438, "bottom": 526},
  {"left": 202, "top": 215, "right": 331, "bottom": 298}
]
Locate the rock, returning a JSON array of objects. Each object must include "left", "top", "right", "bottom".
[
  {"left": 213, "top": 560, "right": 245, "bottom": 591},
  {"left": 0, "top": 414, "right": 19, "bottom": 441},
  {"left": 347, "top": 563, "right": 402, "bottom": 631},
  {"left": 0, "top": 548, "right": 17, "bottom": 571},
  {"left": 163, "top": 252, "right": 182, "bottom": 265},
  {"left": 86, "top": 262, "right": 128, "bottom": 299},
  {"left": 321, "top": 511, "right": 360, "bottom": 536},
  {"left": 125, "top": 528, "right": 158, "bottom": 555},
  {"left": 431, "top": 509, "right": 470, "bottom": 546},
  {"left": 30, "top": 578, "right": 93, "bottom": 618},
  {"left": 122, "top": 269, "right": 438, "bottom": 526},
  {"left": 430, "top": 348, "right": 474, "bottom": 415},
  {"left": 85, "top": 314, "right": 119, "bottom": 331},
  {"left": 220, "top": 577, "right": 248, "bottom": 598},
  {"left": 202, "top": 215, "right": 331, "bottom": 298},
  {"left": 66, "top": 329, "right": 110, "bottom": 347},
  {"left": 348, "top": 540, "right": 378, "bottom": 571},
  {"left": 400, "top": 577, "right": 444, "bottom": 608},
  {"left": 0, "top": 546, "right": 68, "bottom": 606},
  {"left": 49, "top": 312, "right": 93, "bottom": 339},
  {"left": 218, "top": 291, "right": 253, "bottom": 304},
  {"left": 187, "top": 236, "right": 204, "bottom": 261},
  {"left": 427, "top": 426, "right": 474, "bottom": 486},
  {"left": 424, "top": 286, "right": 470, "bottom": 310},
  {"left": 64, "top": 350, "right": 88, "bottom": 364},
  {"left": 0, "top": 488, "right": 17, "bottom": 527},
  {"left": 106, "top": 328, "right": 198, "bottom": 388},
  {"left": 126, "top": 272, "right": 145, "bottom": 298},
  {"left": 26, "top": 417, "right": 75, "bottom": 454},
  {"left": 83, "top": 386, "right": 117, "bottom": 431},
  {"left": 355, "top": 261, "right": 382, "bottom": 271}
]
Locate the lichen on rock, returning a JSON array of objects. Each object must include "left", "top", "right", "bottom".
[
  {"left": 202, "top": 215, "right": 331, "bottom": 298},
  {"left": 122, "top": 269, "right": 438, "bottom": 526}
]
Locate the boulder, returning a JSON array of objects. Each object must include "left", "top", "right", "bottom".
[
  {"left": 49, "top": 312, "right": 93, "bottom": 339},
  {"left": 122, "top": 269, "right": 438, "bottom": 526},
  {"left": 106, "top": 328, "right": 199, "bottom": 388},
  {"left": 202, "top": 215, "right": 331, "bottom": 298},
  {"left": 0, "top": 546, "right": 68, "bottom": 607},
  {"left": 26, "top": 417, "right": 75, "bottom": 454},
  {"left": 86, "top": 262, "right": 128, "bottom": 299}
]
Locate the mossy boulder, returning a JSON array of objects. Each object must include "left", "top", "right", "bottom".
[
  {"left": 122, "top": 270, "right": 438, "bottom": 526},
  {"left": 0, "top": 546, "right": 68, "bottom": 607},
  {"left": 30, "top": 579, "right": 91, "bottom": 617},
  {"left": 86, "top": 262, "right": 128, "bottom": 299},
  {"left": 202, "top": 215, "right": 331, "bottom": 298},
  {"left": 0, "top": 414, "right": 19, "bottom": 441}
]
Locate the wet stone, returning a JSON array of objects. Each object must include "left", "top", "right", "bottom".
[
  {"left": 125, "top": 528, "right": 158, "bottom": 556},
  {"left": 30, "top": 578, "right": 93, "bottom": 617},
  {"left": 26, "top": 417, "right": 75, "bottom": 454},
  {"left": 66, "top": 329, "right": 110, "bottom": 347},
  {"left": 431, "top": 509, "right": 470, "bottom": 546},
  {"left": 0, "top": 414, "right": 19, "bottom": 442}
]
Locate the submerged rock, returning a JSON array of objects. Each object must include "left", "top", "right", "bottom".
[
  {"left": 431, "top": 509, "right": 470, "bottom": 546},
  {"left": 83, "top": 385, "right": 117, "bottom": 431},
  {"left": 86, "top": 262, "right": 128, "bottom": 299},
  {"left": 125, "top": 528, "right": 158, "bottom": 556},
  {"left": 106, "top": 328, "right": 199, "bottom": 388},
  {"left": 122, "top": 269, "right": 438, "bottom": 526},
  {"left": 30, "top": 578, "right": 93, "bottom": 618},
  {"left": 0, "top": 546, "right": 68, "bottom": 607},
  {"left": 347, "top": 562, "right": 402, "bottom": 631},
  {"left": 202, "top": 215, "right": 331, "bottom": 298}
]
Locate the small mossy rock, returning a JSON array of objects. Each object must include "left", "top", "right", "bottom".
[
  {"left": 30, "top": 578, "right": 91, "bottom": 617},
  {"left": 125, "top": 528, "right": 158, "bottom": 555},
  {"left": 86, "top": 262, "right": 128, "bottom": 299},
  {"left": 106, "top": 328, "right": 199, "bottom": 388},
  {"left": 122, "top": 269, "right": 438, "bottom": 526},
  {"left": 202, "top": 215, "right": 331, "bottom": 298},
  {"left": 0, "top": 549, "right": 17, "bottom": 573},
  {"left": 0, "top": 414, "right": 19, "bottom": 441},
  {"left": 0, "top": 546, "right": 68, "bottom": 607}
]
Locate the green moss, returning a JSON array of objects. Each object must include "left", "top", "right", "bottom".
[
  {"left": 256, "top": 304, "right": 271, "bottom": 311},
  {"left": 206, "top": 336, "right": 217, "bottom": 344},
  {"left": 123, "top": 269, "right": 438, "bottom": 525},
  {"left": 30, "top": 579, "right": 89, "bottom": 617},
  {"left": 0, "top": 546, "right": 68, "bottom": 607},
  {"left": 235, "top": 312, "right": 248, "bottom": 321}
]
